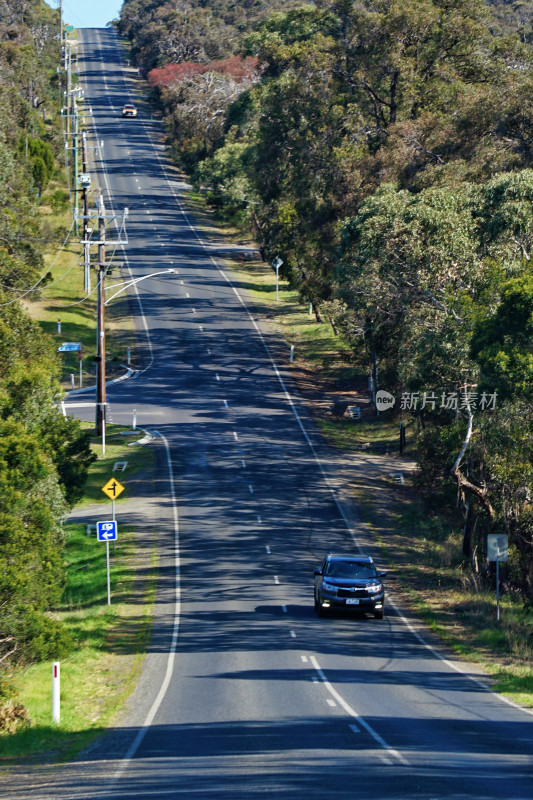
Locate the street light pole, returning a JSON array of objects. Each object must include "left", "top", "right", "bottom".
[{"left": 96, "top": 194, "right": 106, "bottom": 442}]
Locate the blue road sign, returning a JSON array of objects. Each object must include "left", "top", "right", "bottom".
[
  {"left": 97, "top": 520, "right": 117, "bottom": 542},
  {"left": 58, "top": 342, "right": 82, "bottom": 352}
]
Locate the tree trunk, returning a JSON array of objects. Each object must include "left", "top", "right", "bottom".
[
  {"left": 450, "top": 396, "right": 495, "bottom": 522},
  {"left": 312, "top": 301, "right": 323, "bottom": 323}
]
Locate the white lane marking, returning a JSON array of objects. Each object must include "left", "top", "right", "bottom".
[
  {"left": 326, "top": 699, "right": 336, "bottom": 708},
  {"left": 281, "top": 605, "right": 287, "bottom": 613},
  {"left": 241, "top": 459, "right": 246, "bottom": 468},
  {"left": 142, "top": 125, "right": 533, "bottom": 722},
  {"left": 349, "top": 723, "right": 360, "bottom": 734},
  {"left": 274, "top": 575, "right": 279, "bottom": 585},
  {"left": 215, "top": 373, "right": 220, "bottom": 382},
  {"left": 223, "top": 400, "right": 229, "bottom": 408},
  {"left": 110, "top": 430, "right": 180, "bottom": 784},
  {"left": 85, "top": 43, "right": 154, "bottom": 374},
  {"left": 186, "top": 293, "right": 190, "bottom": 298},
  {"left": 192, "top": 307, "right": 196, "bottom": 314},
  {"left": 312, "top": 676, "right": 319, "bottom": 683},
  {"left": 301, "top": 655, "right": 308, "bottom": 663},
  {"left": 199, "top": 326, "right": 204, "bottom": 332},
  {"left": 233, "top": 431, "right": 238, "bottom": 441},
  {"left": 310, "top": 656, "right": 408, "bottom": 765},
  {"left": 265, "top": 544, "right": 270, "bottom": 554},
  {"left": 207, "top": 348, "right": 212, "bottom": 355},
  {"left": 248, "top": 484, "right": 254, "bottom": 494},
  {"left": 290, "top": 630, "right": 296, "bottom": 639},
  {"left": 259, "top": 516, "right": 263, "bottom": 526}
]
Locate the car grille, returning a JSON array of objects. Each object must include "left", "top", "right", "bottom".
[{"left": 337, "top": 587, "right": 368, "bottom": 598}]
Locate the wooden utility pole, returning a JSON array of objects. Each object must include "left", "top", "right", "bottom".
[{"left": 96, "top": 194, "right": 106, "bottom": 437}]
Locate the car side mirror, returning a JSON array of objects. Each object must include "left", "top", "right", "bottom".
[
  {"left": 314, "top": 569, "right": 322, "bottom": 576},
  {"left": 379, "top": 571, "right": 387, "bottom": 578}
]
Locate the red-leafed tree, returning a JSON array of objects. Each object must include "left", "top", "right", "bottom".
[{"left": 148, "top": 56, "right": 259, "bottom": 88}]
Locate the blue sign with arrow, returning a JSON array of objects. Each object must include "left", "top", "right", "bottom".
[
  {"left": 97, "top": 520, "right": 117, "bottom": 541},
  {"left": 58, "top": 342, "right": 82, "bottom": 352}
]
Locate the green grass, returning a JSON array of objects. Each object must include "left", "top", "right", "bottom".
[
  {"left": 25, "top": 177, "right": 136, "bottom": 388},
  {"left": 185, "top": 190, "right": 533, "bottom": 708},
  {"left": 0, "top": 429, "right": 157, "bottom": 763},
  {"left": 77, "top": 424, "right": 154, "bottom": 508}
]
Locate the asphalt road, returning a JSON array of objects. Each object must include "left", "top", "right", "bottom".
[{"left": 7, "top": 27, "right": 533, "bottom": 800}]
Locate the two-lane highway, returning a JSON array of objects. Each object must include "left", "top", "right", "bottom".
[{"left": 4, "top": 27, "right": 532, "bottom": 800}]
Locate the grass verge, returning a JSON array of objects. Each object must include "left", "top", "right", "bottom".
[
  {"left": 0, "top": 427, "right": 157, "bottom": 765},
  {"left": 186, "top": 190, "right": 533, "bottom": 708}
]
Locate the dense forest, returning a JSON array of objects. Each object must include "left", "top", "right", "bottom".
[
  {"left": 121, "top": 0, "right": 533, "bottom": 597},
  {"left": 0, "top": 0, "right": 94, "bottom": 678}
]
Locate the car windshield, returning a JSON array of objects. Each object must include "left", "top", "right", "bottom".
[{"left": 325, "top": 561, "right": 377, "bottom": 579}]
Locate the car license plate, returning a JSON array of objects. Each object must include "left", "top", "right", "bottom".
[{"left": 346, "top": 598, "right": 360, "bottom": 605}]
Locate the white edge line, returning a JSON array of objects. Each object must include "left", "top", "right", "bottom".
[
  {"left": 98, "top": 27, "right": 533, "bottom": 727},
  {"left": 386, "top": 594, "right": 533, "bottom": 717},
  {"left": 156, "top": 152, "right": 533, "bottom": 718},
  {"left": 310, "top": 656, "right": 408, "bottom": 765},
  {"left": 110, "top": 430, "right": 180, "bottom": 785}
]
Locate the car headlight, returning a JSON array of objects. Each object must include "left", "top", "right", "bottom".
[
  {"left": 367, "top": 583, "right": 383, "bottom": 594},
  {"left": 321, "top": 581, "right": 337, "bottom": 593}
]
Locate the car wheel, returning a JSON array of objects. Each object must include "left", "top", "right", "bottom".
[
  {"left": 374, "top": 607, "right": 384, "bottom": 620},
  {"left": 315, "top": 593, "right": 324, "bottom": 616}
]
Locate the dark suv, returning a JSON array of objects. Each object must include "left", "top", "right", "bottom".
[{"left": 314, "top": 554, "right": 386, "bottom": 619}]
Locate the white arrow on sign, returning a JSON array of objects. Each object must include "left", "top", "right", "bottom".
[{"left": 97, "top": 520, "right": 117, "bottom": 541}]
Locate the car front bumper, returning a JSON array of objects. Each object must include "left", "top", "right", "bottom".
[{"left": 318, "top": 592, "right": 384, "bottom": 611}]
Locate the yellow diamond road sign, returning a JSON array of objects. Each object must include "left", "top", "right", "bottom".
[{"left": 101, "top": 478, "right": 125, "bottom": 500}]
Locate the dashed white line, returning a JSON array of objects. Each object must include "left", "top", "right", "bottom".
[
  {"left": 207, "top": 348, "right": 211, "bottom": 355},
  {"left": 290, "top": 630, "right": 296, "bottom": 639},
  {"left": 259, "top": 517, "right": 264, "bottom": 526},
  {"left": 301, "top": 656, "right": 308, "bottom": 663},
  {"left": 186, "top": 293, "right": 190, "bottom": 298},
  {"left": 233, "top": 431, "right": 238, "bottom": 441},
  {"left": 248, "top": 484, "right": 254, "bottom": 494},
  {"left": 223, "top": 400, "right": 228, "bottom": 408},
  {"left": 216, "top": 373, "right": 220, "bottom": 382},
  {"left": 273, "top": 575, "right": 279, "bottom": 585},
  {"left": 241, "top": 459, "right": 246, "bottom": 468},
  {"left": 310, "top": 656, "right": 408, "bottom": 765},
  {"left": 326, "top": 699, "right": 337, "bottom": 708}
]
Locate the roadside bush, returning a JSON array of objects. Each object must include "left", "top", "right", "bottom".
[{"left": 47, "top": 189, "right": 70, "bottom": 213}]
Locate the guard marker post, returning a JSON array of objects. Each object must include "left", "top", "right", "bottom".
[
  {"left": 133, "top": 409, "right": 136, "bottom": 430},
  {"left": 52, "top": 662, "right": 60, "bottom": 723},
  {"left": 290, "top": 345, "right": 294, "bottom": 363}
]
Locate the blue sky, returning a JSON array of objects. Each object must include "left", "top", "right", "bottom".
[{"left": 45, "top": 1, "right": 123, "bottom": 29}]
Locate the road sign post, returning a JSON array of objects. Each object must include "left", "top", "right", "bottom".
[
  {"left": 272, "top": 257, "right": 283, "bottom": 301},
  {"left": 487, "top": 534, "right": 508, "bottom": 621},
  {"left": 98, "top": 480, "right": 124, "bottom": 605},
  {"left": 97, "top": 520, "right": 118, "bottom": 605}
]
